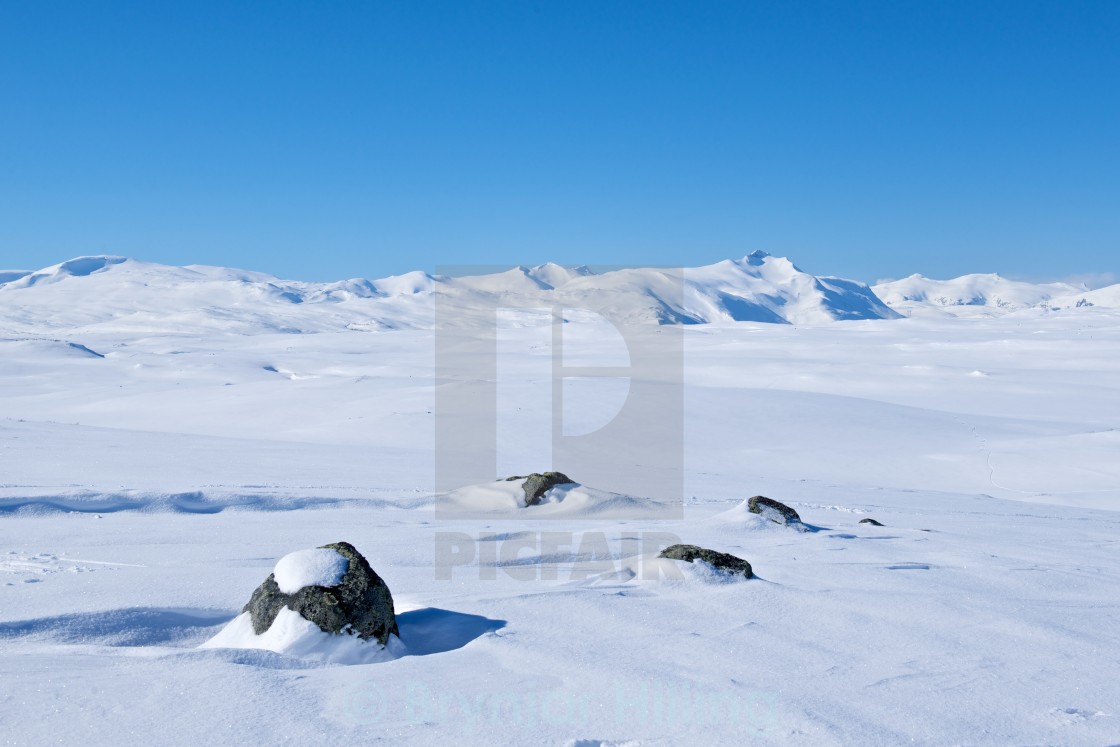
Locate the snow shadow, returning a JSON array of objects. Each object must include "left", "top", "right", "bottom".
[
  {"left": 0, "top": 607, "right": 233, "bottom": 647},
  {"left": 0, "top": 492, "right": 394, "bottom": 514},
  {"left": 0, "top": 606, "right": 505, "bottom": 661},
  {"left": 396, "top": 607, "right": 506, "bottom": 656}
]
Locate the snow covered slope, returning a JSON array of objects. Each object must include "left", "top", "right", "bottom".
[
  {"left": 873, "top": 272, "right": 1120, "bottom": 318},
  {"left": 2, "top": 254, "right": 1120, "bottom": 745},
  {"left": 0, "top": 252, "right": 898, "bottom": 335},
  {"left": 1049, "top": 282, "right": 1120, "bottom": 311}
]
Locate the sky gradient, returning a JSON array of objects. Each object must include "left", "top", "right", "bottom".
[{"left": 1, "top": 1, "right": 1118, "bottom": 284}]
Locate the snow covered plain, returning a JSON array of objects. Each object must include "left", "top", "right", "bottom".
[{"left": 1, "top": 257, "right": 1119, "bottom": 745}]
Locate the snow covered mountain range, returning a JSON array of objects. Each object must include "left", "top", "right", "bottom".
[
  {"left": 0, "top": 252, "right": 1115, "bottom": 335},
  {"left": 873, "top": 273, "right": 1115, "bottom": 318}
]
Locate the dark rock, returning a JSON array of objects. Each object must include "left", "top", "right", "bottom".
[
  {"left": 243, "top": 541, "right": 398, "bottom": 644},
  {"left": 505, "top": 471, "right": 574, "bottom": 507},
  {"left": 659, "top": 544, "right": 753, "bottom": 579},
  {"left": 747, "top": 495, "right": 802, "bottom": 526},
  {"left": 859, "top": 518, "right": 884, "bottom": 526}
]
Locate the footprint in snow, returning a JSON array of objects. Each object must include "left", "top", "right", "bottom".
[
  {"left": 0, "top": 552, "right": 126, "bottom": 579},
  {"left": 1048, "top": 707, "right": 1108, "bottom": 726}
]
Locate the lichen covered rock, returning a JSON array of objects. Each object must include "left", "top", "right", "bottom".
[
  {"left": 243, "top": 541, "right": 398, "bottom": 644},
  {"left": 505, "top": 471, "right": 575, "bottom": 507},
  {"left": 747, "top": 495, "right": 802, "bottom": 526},
  {"left": 659, "top": 544, "right": 753, "bottom": 579}
]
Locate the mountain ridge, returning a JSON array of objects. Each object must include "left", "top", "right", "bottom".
[
  {"left": 872, "top": 272, "right": 1112, "bottom": 318},
  {"left": 3, "top": 253, "right": 1116, "bottom": 334},
  {"left": 0, "top": 252, "right": 902, "bottom": 335}
]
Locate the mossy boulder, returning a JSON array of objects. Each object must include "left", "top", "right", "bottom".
[
  {"left": 243, "top": 541, "right": 398, "bottom": 644},
  {"left": 659, "top": 544, "right": 753, "bottom": 579},
  {"left": 747, "top": 495, "right": 802, "bottom": 526},
  {"left": 504, "top": 471, "right": 574, "bottom": 507}
]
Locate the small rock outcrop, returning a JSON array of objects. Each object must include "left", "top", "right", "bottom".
[
  {"left": 747, "top": 495, "right": 802, "bottom": 526},
  {"left": 505, "top": 471, "right": 574, "bottom": 507},
  {"left": 659, "top": 544, "right": 753, "bottom": 579},
  {"left": 243, "top": 541, "right": 398, "bottom": 644},
  {"left": 859, "top": 518, "right": 884, "bottom": 526}
]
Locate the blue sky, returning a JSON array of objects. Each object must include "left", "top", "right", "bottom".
[{"left": 1, "top": 1, "right": 1117, "bottom": 284}]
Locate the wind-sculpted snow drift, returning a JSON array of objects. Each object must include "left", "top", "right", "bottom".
[{"left": 439, "top": 476, "right": 677, "bottom": 518}]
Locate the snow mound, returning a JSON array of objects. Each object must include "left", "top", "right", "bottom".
[
  {"left": 439, "top": 478, "right": 676, "bottom": 518},
  {"left": 706, "top": 499, "right": 809, "bottom": 531},
  {"left": 200, "top": 609, "right": 404, "bottom": 665},
  {"left": 272, "top": 548, "right": 349, "bottom": 593},
  {"left": 584, "top": 553, "right": 753, "bottom": 586}
]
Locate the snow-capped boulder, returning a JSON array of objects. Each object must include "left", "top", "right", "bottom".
[
  {"left": 747, "top": 495, "right": 803, "bottom": 527},
  {"left": 504, "top": 471, "right": 575, "bottom": 507},
  {"left": 658, "top": 544, "right": 753, "bottom": 579},
  {"left": 242, "top": 541, "right": 398, "bottom": 644}
]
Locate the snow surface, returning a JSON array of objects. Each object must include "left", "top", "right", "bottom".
[
  {"left": 201, "top": 609, "right": 404, "bottom": 665},
  {"left": 272, "top": 547, "right": 349, "bottom": 593},
  {"left": 1, "top": 255, "right": 1119, "bottom": 745}
]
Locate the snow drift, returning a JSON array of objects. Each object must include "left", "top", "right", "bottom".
[{"left": 438, "top": 477, "right": 677, "bottom": 518}]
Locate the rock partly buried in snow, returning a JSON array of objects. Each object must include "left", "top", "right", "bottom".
[
  {"left": 505, "top": 471, "right": 574, "bottom": 507},
  {"left": 859, "top": 518, "right": 885, "bottom": 526},
  {"left": 659, "top": 544, "right": 753, "bottom": 579},
  {"left": 243, "top": 541, "right": 398, "bottom": 644},
  {"left": 747, "top": 495, "right": 802, "bottom": 526}
]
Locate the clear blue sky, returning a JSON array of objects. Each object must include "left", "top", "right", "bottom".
[{"left": 1, "top": 1, "right": 1117, "bottom": 284}]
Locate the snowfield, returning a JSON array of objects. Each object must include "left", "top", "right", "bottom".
[{"left": 1, "top": 256, "right": 1119, "bottom": 745}]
